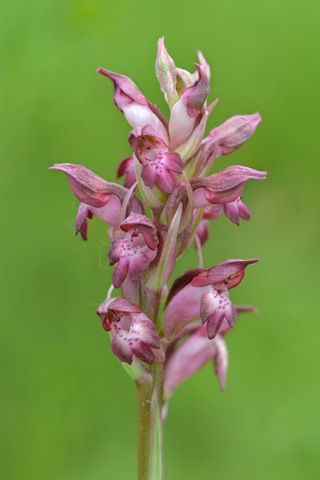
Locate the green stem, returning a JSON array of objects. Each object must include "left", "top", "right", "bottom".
[
  {"left": 136, "top": 364, "right": 164, "bottom": 480},
  {"left": 136, "top": 285, "right": 164, "bottom": 479}
]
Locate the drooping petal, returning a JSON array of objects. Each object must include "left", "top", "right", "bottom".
[
  {"left": 140, "top": 151, "right": 183, "bottom": 194},
  {"left": 223, "top": 195, "right": 251, "bottom": 226},
  {"left": 117, "top": 156, "right": 136, "bottom": 188},
  {"left": 163, "top": 329, "right": 227, "bottom": 400},
  {"left": 203, "top": 204, "right": 223, "bottom": 220},
  {"left": 75, "top": 203, "right": 91, "bottom": 240},
  {"left": 200, "top": 287, "right": 237, "bottom": 339},
  {"left": 212, "top": 335, "right": 228, "bottom": 390},
  {"left": 195, "top": 220, "right": 209, "bottom": 246}
]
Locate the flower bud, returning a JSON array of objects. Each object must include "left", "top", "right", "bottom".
[{"left": 169, "top": 65, "right": 210, "bottom": 149}]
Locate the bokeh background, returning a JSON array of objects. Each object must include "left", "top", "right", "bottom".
[{"left": 2, "top": 0, "right": 320, "bottom": 478}]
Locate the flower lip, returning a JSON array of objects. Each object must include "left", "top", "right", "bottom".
[
  {"left": 191, "top": 259, "right": 259, "bottom": 289},
  {"left": 97, "top": 297, "right": 161, "bottom": 365},
  {"left": 128, "top": 125, "right": 168, "bottom": 162},
  {"left": 120, "top": 213, "right": 159, "bottom": 251}
]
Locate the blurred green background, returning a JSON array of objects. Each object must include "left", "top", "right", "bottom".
[{"left": 1, "top": 0, "right": 320, "bottom": 478}]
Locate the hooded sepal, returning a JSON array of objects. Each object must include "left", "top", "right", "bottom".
[
  {"left": 49, "top": 163, "right": 127, "bottom": 207},
  {"left": 191, "top": 258, "right": 259, "bottom": 289},
  {"left": 209, "top": 113, "right": 262, "bottom": 156},
  {"left": 97, "top": 68, "right": 168, "bottom": 142},
  {"left": 192, "top": 166, "right": 267, "bottom": 207}
]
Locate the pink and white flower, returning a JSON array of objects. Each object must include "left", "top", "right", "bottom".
[{"left": 97, "top": 297, "right": 161, "bottom": 365}]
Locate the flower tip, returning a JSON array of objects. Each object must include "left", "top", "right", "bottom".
[
  {"left": 48, "top": 163, "right": 70, "bottom": 172},
  {"left": 158, "top": 36, "right": 165, "bottom": 47},
  {"left": 96, "top": 67, "right": 106, "bottom": 75}
]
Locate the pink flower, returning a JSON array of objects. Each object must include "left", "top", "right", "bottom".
[
  {"left": 97, "top": 297, "right": 161, "bottom": 365},
  {"left": 191, "top": 165, "right": 267, "bottom": 207},
  {"left": 108, "top": 213, "right": 159, "bottom": 288},
  {"left": 129, "top": 125, "right": 183, "bottom": 194},
  {"left": 209, "top": 113, "right": 262, "bottom": 156},
  {"left": 97, "top": 68, "right": 168, "bottom": 143},
  {"left": 164, "top": 259, "right": 259, "bottom": 340},
  {"left": 49, "top": 163, "right": 143, "bottom": 239}
]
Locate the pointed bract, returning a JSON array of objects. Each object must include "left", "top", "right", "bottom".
[{"left": 156, "top": 37, "right": 177, "bottom": 108}]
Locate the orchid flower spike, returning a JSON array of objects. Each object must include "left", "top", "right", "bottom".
[{"left": 50, "top": 39, "right": 267, "bottom": 445}]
